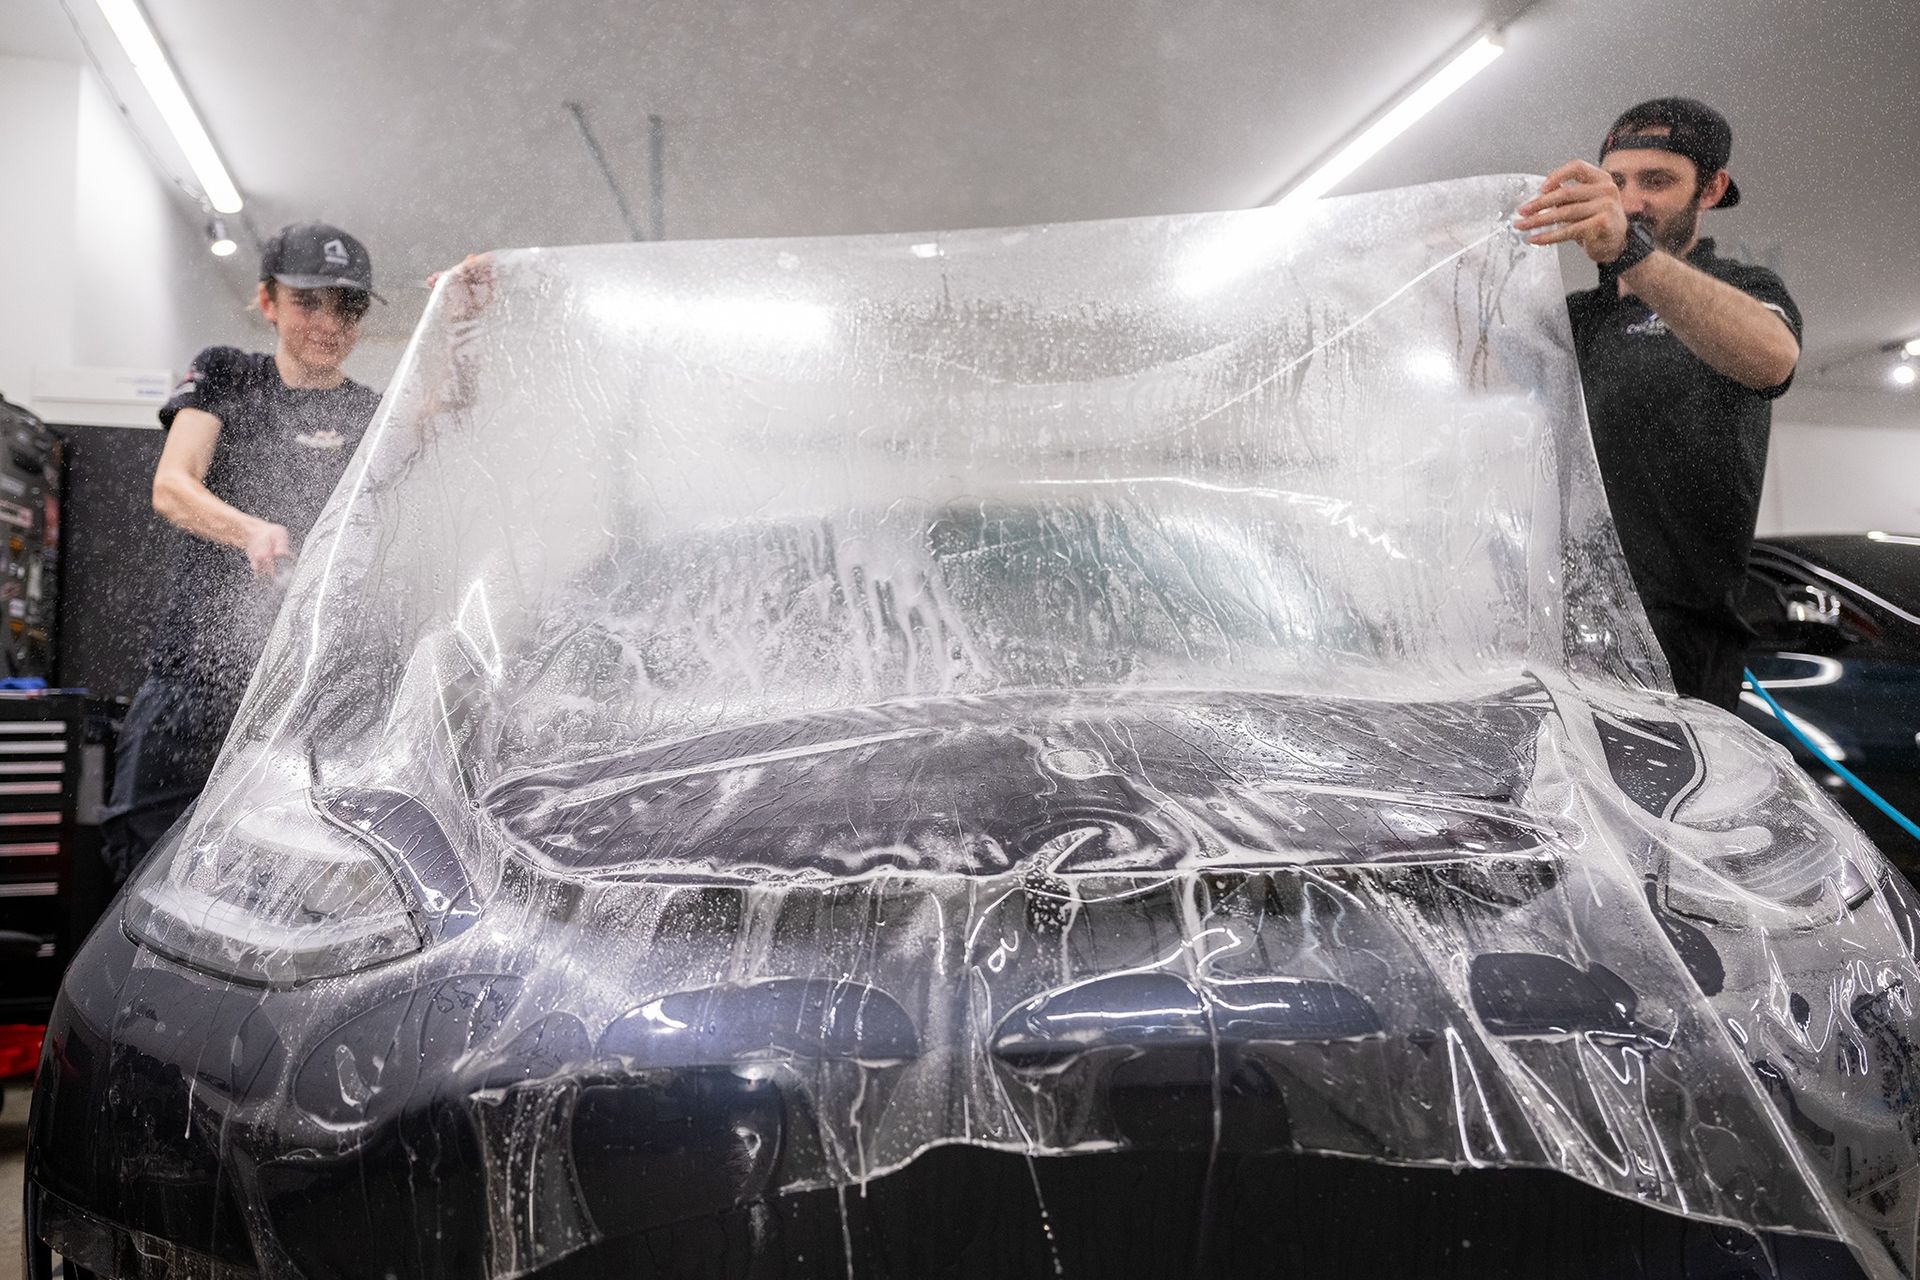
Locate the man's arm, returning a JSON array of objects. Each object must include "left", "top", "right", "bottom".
[
  {"left": 1516, "top": 160, "right": 1799, "bottom": 391},
  {"left": 1610, "top": 253, "right": 1800, "bottom": 391},
  {"left": 152, "top": 407, "right": 292, "bottom": 578}
]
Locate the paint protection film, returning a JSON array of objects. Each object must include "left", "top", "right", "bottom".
[{"left": 57, "top": 176, "right": 1920, "bottom": 1278}]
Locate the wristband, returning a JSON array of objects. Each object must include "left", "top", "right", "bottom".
[{"left": 1608, "top": 222, "right": 1659, "bottom": 274}]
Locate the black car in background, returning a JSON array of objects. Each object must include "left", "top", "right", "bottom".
[{"left": 1740, "top": 534, "right": 1920, "bottom": 877}]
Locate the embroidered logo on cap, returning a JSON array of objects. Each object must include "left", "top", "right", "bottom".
[{"left": 323, "top": 239, "right": 350, "bottom": 268}]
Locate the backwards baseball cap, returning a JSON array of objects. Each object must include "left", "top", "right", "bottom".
[
  {"left": 259, "top": 222, "right": 386, "bottom": 302},
  {"left": 1598, "top": 97, "right": 1741, "bottom": 208}
]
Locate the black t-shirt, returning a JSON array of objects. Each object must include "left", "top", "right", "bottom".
[
  {"left": 150, "top": 346, "right": 380, "bottom": 710},
  {"left": 1568, "top": 239, "right": 1802, "bottom": 638}
]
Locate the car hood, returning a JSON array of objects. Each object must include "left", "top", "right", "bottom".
[
  {"left": 484, "top": 689, "right": 1558, "bottom": 879},
  {"left": 234, "top": 681, "right": 1911, "bottom": 1279}
]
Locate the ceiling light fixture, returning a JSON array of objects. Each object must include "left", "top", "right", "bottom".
[
  {"left": 92, "top": 0, "right": 243, "bottom": 213},
  {"left": 207, "top": 216, "right": 236, "bottom": 257},
  {"left": 1814, "top": 336, "right": 1920, "bottom": 390},
  {"left": 1263, "top": 30, "right": 1506, "bottom": 210}
]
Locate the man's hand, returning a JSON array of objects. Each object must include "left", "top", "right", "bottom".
[
  {"left": 1515, "top": 161, "right": 1629, "bottom": 265},
  {"left": 244, "top": 521, "right": 294, "bottom": 580}
]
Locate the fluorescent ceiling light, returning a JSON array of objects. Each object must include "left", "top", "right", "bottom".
[
  {"left": 1181, "top": 31, "right": 1506, "bottom": 297},
  {"left": 1268, "top": 33, "right": 1505, "bottom": 210},
  {"left": 1892, "top": 363, "right": 1917, "bottom": 388},
  {"left": 93, "top": 0, "right": 243, "bottom": 213},
  {"left": 1905, "top": 337, "right": 1920, "bottom": 357}
]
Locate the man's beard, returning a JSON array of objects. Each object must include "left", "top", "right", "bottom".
[{"left": 1632, "top": 203, "right": 1699, "bottom": 255}]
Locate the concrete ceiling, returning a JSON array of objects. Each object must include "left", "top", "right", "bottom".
[{"left": 5, "top": 0, "right": 1917, "bottom": 411}]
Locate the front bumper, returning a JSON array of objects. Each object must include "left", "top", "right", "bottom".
[
  {"left": 27, "top": 1130, "right": 1872, "bottom": 1280},
  {"left": 27, "top": 846, "right": 1918, "bottom": 1280}
]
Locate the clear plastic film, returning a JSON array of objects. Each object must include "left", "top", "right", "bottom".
[{"left": 92, "top": 177, "right": 1920, "bottom": 1277}]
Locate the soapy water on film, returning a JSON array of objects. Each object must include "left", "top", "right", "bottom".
[{"left": 114, "top": 175, "right": 1920, "bottom": 1278}]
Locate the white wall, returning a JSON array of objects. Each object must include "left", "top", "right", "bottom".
[
  {"left": 70, "top": 69, "right": 254, "bottom": 371},
  {"left": 0, "top": 53, "right": 255, "bottom": 419},
  {"left": 1760, "top": 414, "right": 1920, "bottom": 536},
  {"left": 0, "top": 55, "right": 80, "bottom": 410},
  {"left": 342, "top": 334, "right": 409, "bottom": 389}
]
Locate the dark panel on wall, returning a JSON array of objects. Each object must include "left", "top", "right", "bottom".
[
  {"left": 0, "top": 396, "right": 64, "bottom": 681},
  {"left": 54, "top": 423, "right": 172, "bottom": 701}
]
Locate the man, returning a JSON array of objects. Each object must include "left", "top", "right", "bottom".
[
  {"left": 100, "top": 223, "right": 385, "bottom": 880},
  {"left": 1515, "top": 98, "right": 1802, "bottom": 710}
]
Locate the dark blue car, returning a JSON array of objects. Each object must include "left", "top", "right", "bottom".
[{"left": 1740, "top": 534, "right": 1920, "bottom": 878}]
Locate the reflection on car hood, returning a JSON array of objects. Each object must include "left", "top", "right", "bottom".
[{"left": 486, "top": 689, "right": 1561, "bottom": 878}]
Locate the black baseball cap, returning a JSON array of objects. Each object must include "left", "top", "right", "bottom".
[
  {"left": 1598, "top": 97, "right": 1742, "bottom": 209},
  {"left": 259, "top": 222, "right": 385, "bottom": 302}
]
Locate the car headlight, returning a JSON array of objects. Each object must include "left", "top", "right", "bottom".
[
  {"left": 125, "top": 794, "right": 424, "bottom": 986},
  {"left": 1662, "top": 721, "right": 1873, "bottom": 929}
]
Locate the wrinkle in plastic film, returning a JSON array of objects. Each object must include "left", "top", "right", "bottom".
[{"left": 125, "top": 176, "right": 1920, "bottom": 1278}]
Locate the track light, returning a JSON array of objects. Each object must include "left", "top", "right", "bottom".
[
  {"left": 1820, "top": 336, "right": 1920, "bottom": 388},
  {"left": 207, "top": 216, "right": 236, "bottom": 257}
]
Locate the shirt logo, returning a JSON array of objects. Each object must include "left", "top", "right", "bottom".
[
  {"left": 1625, "top": 312, "right": 1670, "bottom": 338},
  {"left": 294, "top": 427, "right": 347, "bottom": 451},
  {"left": 322, "top": 239, "right": 350, "bottom": 268}
]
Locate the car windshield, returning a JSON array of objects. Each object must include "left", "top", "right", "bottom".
[{"left": 187, "top": 174, "right": 1661, "bottom": 833}]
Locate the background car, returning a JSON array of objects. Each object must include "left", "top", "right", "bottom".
[{"left": 1739, "top": 533, "right": 1920, "bottom": 879}]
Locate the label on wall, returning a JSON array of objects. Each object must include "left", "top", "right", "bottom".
[{"left": 32, "top": 365, "right": 173, "bottom": 428}]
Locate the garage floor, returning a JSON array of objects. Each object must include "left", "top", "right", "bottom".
[{"left": 3, "top": 1083, "right": 28, "bottom": 1280}]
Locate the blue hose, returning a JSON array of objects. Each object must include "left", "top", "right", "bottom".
[{"left": 1743, "top": 668, "right": 1920, "bottom": 846}]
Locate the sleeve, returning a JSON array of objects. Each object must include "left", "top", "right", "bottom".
[
  {"left": 1562, "top": 288, "right": 1599, "bottom": 352},
  {"left": 1722, "top": 264, "right": 1803, "bottom": 400},
  {"left": 350, "top": 382, "right": 383, "bottom": 431},
  {"left": 158, "top": 345, "right": 248, "bottom": 429}
]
